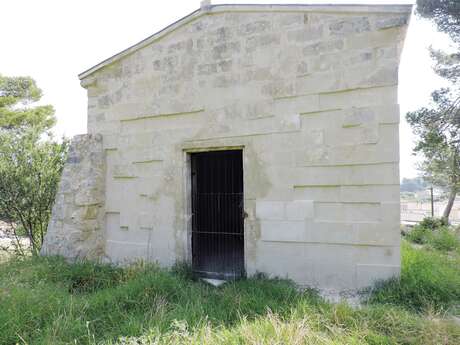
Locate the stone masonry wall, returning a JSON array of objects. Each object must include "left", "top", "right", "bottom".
[
  {"left": 41, "top": 134, "right": 106, "bottom": 260},
  {"left": 72, "top": 4, "right": 410, "bottom": 290}
]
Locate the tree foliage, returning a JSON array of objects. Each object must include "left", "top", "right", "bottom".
[
  {"left": 416, "top": 1, "right": 460, "bottom": 90},
  {"left": 0, "top": 74, "right": 67, "bottom": 255},
  {"left": 0, "top": 131, "right": 68, "bottom": 254},
  {"left": 407, "top": 1, "right": 460, "bottom": 220},
  {"left": 407, "top": 89, "right": 460, "bottom": 187},
  {"left": 416, "top": 0, "right": 460, "bottom": 43},
  {"left": 0, "top": 74, "right": 56, "bottom": 131}
]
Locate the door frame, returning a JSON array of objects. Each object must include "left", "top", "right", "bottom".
[{"left": 183, "top": 146, "right": 245, "bottom": 277}]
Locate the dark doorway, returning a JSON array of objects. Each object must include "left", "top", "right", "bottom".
[{"left": 191, "top": 150, "right": 244, "bottom": 279}]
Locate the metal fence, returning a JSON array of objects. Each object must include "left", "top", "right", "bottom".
[{"left": 401, "top": 199, "right": 460, "bottom": 225}]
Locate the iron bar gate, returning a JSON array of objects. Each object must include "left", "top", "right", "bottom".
[{"left": 191, "top": 150, "right": 244, "bottom": 279}]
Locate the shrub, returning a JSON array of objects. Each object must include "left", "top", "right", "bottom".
[
  {"left": 405, "top": 224, "right": 432, "bottom": 244},
  {"left": 0, "top": 130, "right": 68, "bottom": 255},
  {"left": 404, "top": 218, "right": 459, "bottom": 253},
  {"left": 419, "top": 217, "right": 448, "bottom": 230}
]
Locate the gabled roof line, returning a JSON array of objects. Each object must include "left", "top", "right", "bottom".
[
  {"left": 78, "top": 3, "right": 412, "bottom": 82},
  {"left": 78, "top": 7, "right": 201, "bottom": 82}
]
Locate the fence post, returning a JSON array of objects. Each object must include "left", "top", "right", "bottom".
[{"left": 430, "top": 186, "right": 434, "bottom": 218}]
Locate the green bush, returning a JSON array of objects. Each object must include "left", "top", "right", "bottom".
[
  {"left": 0, "top": 130, "right": 68, "bottom": 255},
  {"left": 404, "top": 218, "right": 459, "bottom": 253},
  {"left": 419, "top": 217, "right": 448, "bottom": 230},
  {"left": 405, "top": 224, "right": 432, "bottom": 244}
]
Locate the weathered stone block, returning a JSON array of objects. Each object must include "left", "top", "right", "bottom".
[
  {"left": 346, "top": 27, "right": 404, "bottom": 50},
  {"left": 294, "top": 71, "right": 342, "bottom": 95},
  {"left": 106, "top": 240, "right": 149, "bottom": 264},
  {"left": 319, "top": 86, "right": 398, "bottom": 111},
  {"left": 287, "top": 26, "right": 323, "bottom": 43},
  {"left": 278, "top": 13, "right": 303, "bottom": 27},
  {"left": 83, "top": 205, "right": 99, "bottom": 220},
  {"left": 262, "top": 79, "right": 295, "bottom": 98},
  {"left": 341, "top": 185, "right": 400, "bottom": 203},
  {"left": 303, "top": 39, "right": 344, "bottom": 56},
  {"left": 238, "top": 20, "right": 272, "bottom": 35},
  {"left": 256, "top": 201, "right": 285, "bottom": 220},
  {"left": 212, "top": 42, "right": 240, "bottom": 60},
  {"left": 342, "top": 107, "right": 376, "bottom": 128},
  {"left": 375, "top": 15, "right": 408, "bottom": 30},
  {"left": 309, "top": 244, "right": 356, "bottom": 289},
  {"left": 329, "top": 17, "right": 370, "bottom": 36},
  {"left": 206, "top": 26, "right": 234, "bottom": 46},
  {"left": 314, "top": 202, "right": 381, "bottom": 223},
  {"left": 285, "top": 200, "right": 314, "bottom": 220},
  {"left": 75, "top": 188, "right": 104, "bottom": 206},
  {"left": 293, "top": 163, "right": 399, "bottom": 186},
  {"left": 296, "top": 61, "right": 309, "bottom": 75},
  {"left": 167, "top": 38, "right": 193, "bottom": 54},
  {"left": 152, "top": 56, "right": 179, "bottom": 72},
  {"left": 274, "top": 94, "right": 320, "bottom": 115},
  {"left": 254, "top": 242, "right": 313, "bottom": 283},
  {"left": 260, "top": 220, "right": 307, "bottom": 242},
  {"left": 246, "top": 33, "right": 280, "bottom": 52}
]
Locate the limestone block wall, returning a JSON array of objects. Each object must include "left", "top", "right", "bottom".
[
  {"left": 66, "top": 4, "right": 410, "bottom": 290},
  {"left": 41, "top": 134, "right": 106, "bottom": 260}
]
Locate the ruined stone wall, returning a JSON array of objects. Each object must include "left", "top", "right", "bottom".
[
  {"left": 74, "top": 5, "right": 410, "bottom": 290},
  {"left": 41, "top": 134, "right": 106, "bottom": 260}
]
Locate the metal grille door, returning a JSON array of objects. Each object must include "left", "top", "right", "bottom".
[{"left": 191, "top": 150, "right": 244, "bottom": 279}]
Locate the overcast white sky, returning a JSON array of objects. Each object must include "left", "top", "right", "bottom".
[{"left": 0, "top": 0, "right": 453, "bottom": 178}]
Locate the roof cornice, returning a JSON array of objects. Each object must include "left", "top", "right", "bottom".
[{"left": 78, "top": 3, "right": 413, "bottom": 82}]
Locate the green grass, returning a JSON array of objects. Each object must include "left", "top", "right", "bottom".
[
  {"left": 0, "top": 243, "right": 459, "bottom": 345},
  {"left": 368, "top": 242, "right": 460, "bottom": 312},
  {"left": 430, "top": 227, "right": 460, "bottom": 252}
]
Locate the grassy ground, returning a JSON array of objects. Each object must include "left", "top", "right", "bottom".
[{"left": 0, "top": 241, "right": 459, "bottom": 345}]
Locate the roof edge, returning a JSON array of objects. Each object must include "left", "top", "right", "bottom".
[{"left": 78, "top": 3, "right": 413, "bottom": 82}]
